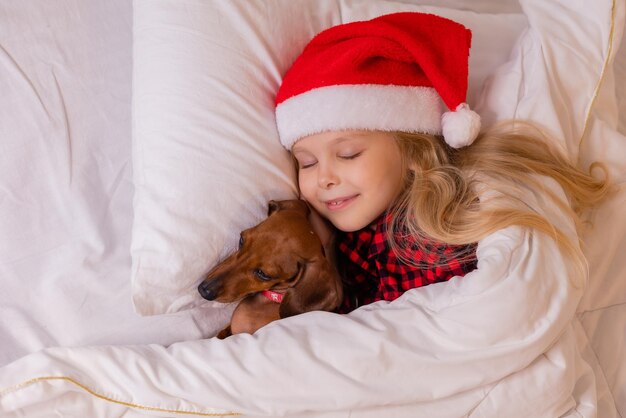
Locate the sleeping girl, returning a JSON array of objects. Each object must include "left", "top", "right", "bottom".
[{"left": 274, "top": 12, "right": 611, "bottom": 316}]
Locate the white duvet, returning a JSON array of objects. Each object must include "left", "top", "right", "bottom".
[
  {"left": 1, "top": 0, "right": 625, "bottom": 417},
  {"left": 0, "top": 215, "right": 595, "bottom": 417}
]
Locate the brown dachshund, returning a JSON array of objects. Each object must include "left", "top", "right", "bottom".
[{"left": 198, "top": 200, "right": 342, "bottom": 339}]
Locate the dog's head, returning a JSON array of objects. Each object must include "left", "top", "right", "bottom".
[{"left": 198, "top": 200, "right": 342, "bottom": 317}]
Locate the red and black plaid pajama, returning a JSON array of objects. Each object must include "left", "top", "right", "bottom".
[{"left": 335, "top": 212, "right": 477, "bottom": 313}]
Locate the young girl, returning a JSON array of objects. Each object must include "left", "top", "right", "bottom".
[{"left": 274, "top": 12, "right": 610, "bottom": 312}]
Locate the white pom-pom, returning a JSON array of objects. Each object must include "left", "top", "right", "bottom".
[{"left": 441, "top": 103, "right": 481, "bottom": 148}]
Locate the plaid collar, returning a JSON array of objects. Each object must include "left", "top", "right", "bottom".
[
  {"left": 338, "top": 211, "right": 392, "bottom": 264},
  {"left": 337, "top": 210, "right": 457, "bottom": 267},
  {"left": 334, "top": 210, "right": 478, "bottom": 313}
]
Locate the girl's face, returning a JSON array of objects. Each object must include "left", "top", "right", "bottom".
[{"left": 292, "top": 130, "right": 405, "bottom": 232}]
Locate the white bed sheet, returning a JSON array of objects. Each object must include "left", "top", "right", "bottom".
[
  {"left": 0, "top": 0, "right": 625, "bottom": 416},
  {"left": 0, "top": 0, "right": 228, "bottom": 366}
]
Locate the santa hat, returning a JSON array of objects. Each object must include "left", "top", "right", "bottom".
[{"left": 275, "top": 12, "right": 480, "bottom": 150}]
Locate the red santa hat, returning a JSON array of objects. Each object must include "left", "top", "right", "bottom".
[{"left": 275, "top": 12, "right": 480, "bottom": 150}]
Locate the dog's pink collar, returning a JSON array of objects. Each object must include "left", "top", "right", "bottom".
[{"left": 261, "top": 290, "right": 284, "bottom": 303}]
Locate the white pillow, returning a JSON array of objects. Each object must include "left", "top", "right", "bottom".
[{"left": 131, "top": 0, "right": 527, "bottom": 315}]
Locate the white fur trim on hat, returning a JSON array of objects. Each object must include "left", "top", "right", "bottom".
[
  {"left": 276, "top": 84, "right": 444, "bottom": 149},
  {"left": 441, "top": 103, "right": 481, "bottom": 148}
]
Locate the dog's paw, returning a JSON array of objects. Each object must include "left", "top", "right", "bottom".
[{"left": 217, "top": 326, "right": 232, "bottom": 339}]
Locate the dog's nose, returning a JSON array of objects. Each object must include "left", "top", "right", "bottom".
[{"left": 198, "top": 281, "right": 217, "bottom": 300}]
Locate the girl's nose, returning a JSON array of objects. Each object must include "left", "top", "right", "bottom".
[{"left": 317, "top": 164, "right": 339, "bottom": 189}]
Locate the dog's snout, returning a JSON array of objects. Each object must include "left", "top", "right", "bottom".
[{"left": 198, "top": 280, "right": 218, "bottom": 301}]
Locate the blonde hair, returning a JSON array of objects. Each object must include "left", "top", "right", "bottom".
[{"left": 389, "top": 121, "right": 612, "bottom": 286}]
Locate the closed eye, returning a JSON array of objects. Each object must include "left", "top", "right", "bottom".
[
  {"left": 339, "top": 151, "right": 362, "bottom": 160},
  {"left": 298, "top": 161, "right": 317, "bottom": 169},
  {"left": 254, "top": 269, "right": 273, "bottom": 281}
]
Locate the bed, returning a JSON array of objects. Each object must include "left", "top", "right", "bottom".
[{"left": 0, "top": 0, "right": 625, "bottom": 416}]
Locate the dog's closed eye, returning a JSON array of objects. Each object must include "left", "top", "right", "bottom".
[
  {"left": 201, "top": 199, "right": 342, "bottom": 339},
  {"left": 254, "top": 269, "right": 273, "bottom": 281}
]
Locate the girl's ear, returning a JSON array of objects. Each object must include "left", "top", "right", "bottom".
[{"left": 406, "top": 163, "right": 418, "bottom": 181}]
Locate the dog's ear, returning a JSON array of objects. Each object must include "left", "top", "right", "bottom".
[
  {"left": 279, "top": 258, "right": 343, "bottom": 318},
  {"left": 267, "top": 200, "right": 280, "bottom": 216},
  {"left": 268, "top": 199, "right": 310, "bottom": 217}
]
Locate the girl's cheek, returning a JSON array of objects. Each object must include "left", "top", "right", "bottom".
[
  {"left": 298, "top": 177, "right": 318, "bottom": 203},
  {"left": 297, "top": 176, "right": 311, "bottom": 197}
]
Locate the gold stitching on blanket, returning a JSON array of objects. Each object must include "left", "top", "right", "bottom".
[
  {"left": 0, "top": 376, "right": 241, "bottom": 416},
  {"left": 578, "top": 0, "right": 617, "bottom": 161}
]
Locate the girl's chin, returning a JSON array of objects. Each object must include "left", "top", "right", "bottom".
[{"left": 327, "top": 215, "right": 371, "bottom": 232}]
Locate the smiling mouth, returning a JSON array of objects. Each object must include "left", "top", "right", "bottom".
[{"left": 324, "top": 195, "right": 358, "bottom": 211}]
